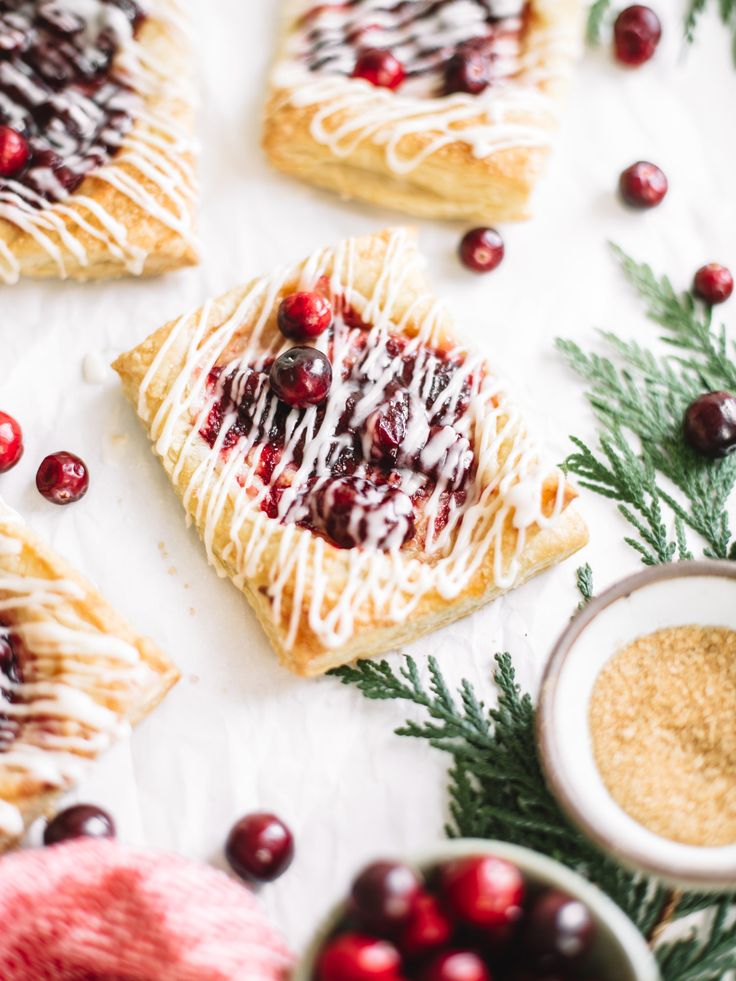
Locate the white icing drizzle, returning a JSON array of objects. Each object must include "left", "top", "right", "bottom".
[
  {"left": 0, "top": 0, "right": 197, "bottom": 283},
  {"left": 271, "top": 0, "right": 581, "bottom": 175},
  {"left": 0, "top": 500, "right": 156, "bottom": 836},
  {"left": 135, "top": 229, "right": 568, "bottom": 653}
]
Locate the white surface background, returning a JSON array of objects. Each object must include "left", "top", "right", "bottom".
[{"left": 2, "top": 0, "right": 736, "bottom": 954}]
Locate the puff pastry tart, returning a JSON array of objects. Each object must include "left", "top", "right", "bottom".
[
  {"left": 263, "top": 0, "right": 583, "bottom": 222},
  {"left": 0, "top": 499, "right": 178, "bottom": 849},
  {"left": 0, "top": 0, "right": 198, "bottom": 283},
  {"left": 114, "top": 228, "right": 587, "bottom": 677}
]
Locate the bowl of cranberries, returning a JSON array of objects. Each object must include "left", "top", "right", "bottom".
[{"left": 295, "top": 840, "right": 659, "bottom": 981}]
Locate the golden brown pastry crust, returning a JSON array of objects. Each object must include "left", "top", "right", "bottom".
[
  {"left": 0, "top": 0, "right": 198, "bottom": 283},
  {"left": 263, "top": 0, "right": 583, "bottom": 223},
  {"left": 0, "top": 501, "right": 179, "bottom": 850},
  {"left": 114, "top": 228, "right": 587, "bottom": 677}
]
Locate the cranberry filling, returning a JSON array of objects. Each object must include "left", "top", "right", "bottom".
[
  {"left": 0, "top": 0, "right": 146, "bottom": 207},
  {"left": 0, "top": 626, "right": 22, "bottom": 750},
  {"left": 301, "top": 0, "right": 527, "bottom": 96},
  {"left": 200, "top": 296, "right": 477, "bottom": 552}
]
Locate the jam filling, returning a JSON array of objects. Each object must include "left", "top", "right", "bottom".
[
  {"left": 300, "top": 0, "right": 527, "bottom": 94},
  {"left": 0, "top": 0, "right": 145, "bottom": 206},
  {"left": 201, "top": 304, "right": 477, "bottom": 553},
  {"left": 0, "top": 625, "right": 22, "bottom": 750}
]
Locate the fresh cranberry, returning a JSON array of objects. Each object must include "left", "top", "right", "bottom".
[
  {"left": 317, "top": 933, "right": 402, "bottom": 981},
  {"left": 439, "top": 856, "right": 524, "bottom": 930},
  {"left": 43, "top": 804, "right": 115, "bottom": 845},
  {"left": 618, "top": 161, "right": 668, "bottom": 208},
  {"left": 269, "top": 347, "right": 332, "bottom": 408},
  {"left": 310, "top": 476, "right": 415, "bottom": 550},
  {"left": 0, "top": 126, "right": 29, "bottom": 178},
  {"left": 693, "top": 264, "right": 733, "bottom": 305},
  {"left": 352, "top": 49, "right": 406, "bottom": 90},
  {"left": 0, "top": 412, "right": 23, "bottom": 473},
  {"left": 36, "top": 451, "right": 89, "bottom": 505},
  {"left": 444, "top": 47, "right": 490, "bottom": 95},
  {"left": 399, "top": 891, "right": 453, "bottom": 958},
  {"left": 420, "top": 950, "right": 491, "bottom": 981},
  {"left": 524, "top": 890, "right": 595, "bottom": 967},
  {"left": 278, "top": 292, "right": 333, "bottom": 341},
  {"left": 459, "top": 228, "right": 505, "bottom": 273},
  {"left": 225, "top": 812, "right": 294, "bottom": 883},
  {"left": 363, "top": 400, "right": 408, "bottom": 465},
  {"left": 683, "top": 391, "right": 736, "bottom": 458},
  {"left": 614, "top": 6, "right": 662, "bottom": 66},
  {"left": 351, "top": 861, "right": 422, "bottom": 932}
]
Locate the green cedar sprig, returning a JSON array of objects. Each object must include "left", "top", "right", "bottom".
[{"left": 557, "top": 246, "right": 736, "bottom": 565}]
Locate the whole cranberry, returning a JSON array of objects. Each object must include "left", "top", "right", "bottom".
[
  {"left": 614, "top": 6, "right": 662, "bottom": 66},
  {"left": 278, "top": 292, "right": 333, "bottom": 341},
  {"left": 398, "top": 891, "right": 453, "bottom": 958},
  {"left": 0, "top": 412, "right": 23, "bottom": 473},
  {"left": 310, "top": 476, "right": 415, "bottom": 550},
  {"left": 317, "top": 933, "right": 401, "bottom": 981},
  {"left": 524, "top": 890, "right": 595, "bottom": 967},
  {"left": 351, "top": 860, "right": 422, "bottom": 932},
  {"left": 0, "top": 126, "right": 29, "bottom": 178},
  {"left": 44, "top": 804, "right": 115, "bottom": 845},
  {"left": 420, "top": 950, "right": 491, "bottom": 981},
  {"left": 693, "top": 264, "right": 733, "bottom": 305},
  {"left": 269, "top": 347, "right": 332, "bottom": 408},
  {"left": 225, "top": 812, "right": 294, "bottom": 883},
  {"left": 352, "top": 48, "right": 406, "bottom": 89},
  {"left": 459, "top": 228, "right": 505, "bottom": 273},
  {"left": 36, "top": 451, "right": 89, "bottom": 505},
  {"left": 619, "top": 161, "right": 668, "bottom": 208},
  {"left": 444, "top": 47, "right": 490, "bottom": 95},
  {"left": 683, "top": 391, "right": 736, "bottom": 458},
  {"left": 439, "top": 856, "right": 524, "bottom": 930}
]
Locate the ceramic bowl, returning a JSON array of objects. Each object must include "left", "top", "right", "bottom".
[
  {"left": 293, "top": 838, "right": 660, "bottom": 981},
  {"left": 538, "top": 560, "right": 736, "bottom": 890}
]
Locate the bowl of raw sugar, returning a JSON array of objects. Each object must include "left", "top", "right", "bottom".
[{"left": 538, "top": 560, "right": 736, "bottom": 889}]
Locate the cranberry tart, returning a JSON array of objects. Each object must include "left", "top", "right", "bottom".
[
  {"left": 0, "top": 498, "right": 178, "bottom": 848},
  {"left": 263, "top": 0, "right": 582, "bottom": 223},
  {"left": 113, "top": 229, "right": 587, "bottom": 676},
  {"left": 0, "top": 0, "right": 198, "bottom": 283}
]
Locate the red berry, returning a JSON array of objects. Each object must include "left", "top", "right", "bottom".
[
  {"left": 44, "top": 805, "right": 115, "bottom": 845},
  {"left": 36, "top": 451, "right": 89, "bottom": 505},
  {"left": 693, "top": 264, "right": 733, "bottom": 305},
  {"left": 269, "top": 347, "right": 332, "bottom": 408},
  {"left": 225, "top": 812, "right": 294, "bottom": 883},
  {"left": 439, "top": 856, "right": 524, "bottom": 930},
  {"left": 420, "top": 950, "right": 491, "bottom": 981},
  {"left": 351, "top": 861, "right": 422, "bottom": 932},
  {"left": 618, "top": 161, "right": 668, "bottom": 209},
  {"left": 459, "top": 228, "right": 505, "bottom": 273},
  {"left": 614, "top": 6, "right": 662, "bottom": 66},
  {"left": 352, "top": 49, "right": 406, "bottom": 90},
  {"left": 0, "top": 126, "right": 29, "bottom": 178},
  {"left": 278, "top": 292, "right": 333, "bottom": 341},
  {"left": 524, "top": 890, "right": 596, "bottom": 967},
  {"left": 310, "top": 476, "right": 415, "bottom": 550},
  {"left": 317, "top": 933, "right": 401, "bottom": 981},
  {"left": 0, "top": 412, "right": 23, "bottom": 473},
  {"left": 398, "top": 891, "right": 453, "bottom": 959},
  {"left": 683, "top": 391, "right": 736, "bottom": 458},
  {"left": 444, "top": 47, "right": 490, "bottom": 95}
]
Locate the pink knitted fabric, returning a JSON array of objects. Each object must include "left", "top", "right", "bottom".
[{"left": 0, "top": 839, "right": 293, "bottom": 981}]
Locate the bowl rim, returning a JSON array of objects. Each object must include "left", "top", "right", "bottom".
[
  {"left": 293, "top": 838, "right": 660, "bottom": 981},
  {"left": 537, "top": 558, "right": 736, "bottom": 888}
]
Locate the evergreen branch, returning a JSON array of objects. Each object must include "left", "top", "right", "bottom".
[
  {"left": 657, "top": 896, "right": 736, "bottom": 980},
  {"left": 576, "top": 563, "right": 594, "bottom": 606},
  {"left": 685, "top": 0, "right": 736, "bottom": 63}
]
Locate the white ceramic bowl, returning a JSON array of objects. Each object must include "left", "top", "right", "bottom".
[
  {"left": 538, "top": 560, "right": 736, "bottom": 890},
  {"left": 293, "top": 839, "right": 660, "bottom": 981}
]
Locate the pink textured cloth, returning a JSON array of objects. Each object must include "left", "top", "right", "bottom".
[{"left": 0, "top": 839, "right": 293, "bottom": 981}]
